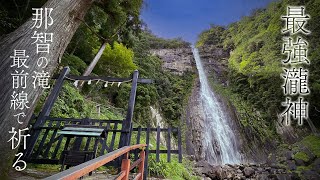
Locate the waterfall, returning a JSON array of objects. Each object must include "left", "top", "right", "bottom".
[{"left": 192, "top": 47, "right": 241, "bottom": 165}]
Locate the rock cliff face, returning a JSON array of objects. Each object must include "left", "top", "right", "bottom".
[
  {"left": 151, "top": 48, "right": 194, "bottom": 75},
  {"left": 150, "top": 47, "right": 205, "bottom": 160},
  {"left": 197, "top": 45, "right": 311, "bottom": 164},
  {"left": 197, "top": 45, "right": 270, "bottom": 163},
  {"left": 151, "top": 46, "right": 271, "bottom": 163},
  {"left": 197, "top": 45, "right": 229, "bottom": 85},
  {"left": 150, "top": 45, "right": 319, "bottom": 179},
  {"left": 185, "top": 78, "right": 205, "bottom": 160},
  {"left": 150, "top": 106, "right": 167, "bottom": 146},
  {"left": 151, "top": 46, "right": 260, "bottom": 163}
]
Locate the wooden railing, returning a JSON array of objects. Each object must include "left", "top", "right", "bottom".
[{"left": 44, "top": 144, "right": 147, "bottom": 180}]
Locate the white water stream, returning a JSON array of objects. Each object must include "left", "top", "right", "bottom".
[{"left": 192, "top": 47, "right": 241, "bottom": 164}]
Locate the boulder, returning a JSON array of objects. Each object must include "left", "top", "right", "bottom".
[
  {"left": 215, "top": 166, "right": 226, "bottom": 179},
  {"left": 312, "top": 158, "right": 320, "bottom": 173},
  {"left": 300, "top": 146, "right": 316, "bottom": 162},
  {"left": 294, "top": 158, "right": 305, "bottom": 166},
  {"left": 243, "top": 167, "right": 255, "bottom": 177},
  {"left": 269, "top": 168, "right": 277, "bottom": 174},
  {"left": 287, "top": 160, "right": 297, "bottom": 171},
  {"left": 236, "top": 169, "right": 243, "bottom": 174},
  {"left": 256, "top": 174, "right": 268, "bottom": 180},
  {"left": 257, "top": 167, "right": 263, "bottom": 172},
  {"left": 285, "top": 151, "right": 294, "bottom": 160},
  {"left": 301, "top": 170, "right": 320, "bottom": 180},
  {"left": 276, "top": 174, "right": 292, "bottom": 180}
]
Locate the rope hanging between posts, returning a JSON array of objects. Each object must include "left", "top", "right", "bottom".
[{"left": 68, "top": 77, "right": 132, "bottom": 88}]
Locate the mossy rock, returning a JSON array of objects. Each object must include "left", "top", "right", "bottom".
[
  {"left": 301, "top": 135, "right": 320, "bottom": 157},
  {"left": 297, "top": 165, "right": 311, "bottom": 171},
  {"left": 294, "top": 152, "right": 310, "bottom": 162},
  {"left": 294, "top": 165, "right": 313, "bottom": 178}
]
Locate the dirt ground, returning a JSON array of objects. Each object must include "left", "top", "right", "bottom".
[{"left": 9, "top": 168, "right": 168, "bottom": 180}]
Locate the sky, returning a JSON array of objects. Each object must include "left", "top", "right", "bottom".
[{"left": 141, "top": 0, "right": 276, "bottom": 43}]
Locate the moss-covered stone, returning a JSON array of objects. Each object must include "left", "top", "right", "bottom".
[
  {"left": 294, "top": 152, "right": 310, "bottom": 162},
  {"left": 296, "top": 165, "right": 311, "bottom": 172},
  {"left": 302, "top": 135, "right": 320, "bottom": 157}
]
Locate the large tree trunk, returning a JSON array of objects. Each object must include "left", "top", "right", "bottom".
[{"left": 0, "top": 0, "right": 94, "bottom": 177}]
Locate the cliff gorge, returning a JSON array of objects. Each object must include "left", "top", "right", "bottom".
[
  {"left": 150, "top": 45, "right": 277, "bottom": 163},
  {"left": 197, "top": 45, "right": 273, "bottom": 163},
  {"left": 151, "top": 47, "right": 205, "bottom": 159}
]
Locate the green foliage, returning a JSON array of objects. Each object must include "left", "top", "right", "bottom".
[
  {"left": 196, "top": 0, "right": 320, "bottom": 130},
  {"left": 301, "top": 135, "right": 320, "bottom": 157},
  {"left": 141, "top": 31, "right": 191, "bottom": 49},
  {"left": 65, "top": 24, "right": 101, "bottom": 63},
  {"left": 35, "top": 82, "right": 123, "bottom": 120},
  {"left": 157, "top": 72, "right": 194, "bottom": 126},
  {"left": 294, "top": 152, "right": 310, "bottom": 162},
  {"left": 64, "top": 0, "right": 144, "bottom": 65},
  {"left": 85, "top": 0, "right": 143, "bottom": 47},
  {"left": 60, "top": 54, "right": 87, "bottom": 75},
  {"left": 129, "top": 125, "right": 200, "bottom": 179},
  {"left": 196, "top": 25, "right": 225, "bottom": 48},
  {"left": 27, "top": 164, "right": 60, "bottom": 173},
  {"left": 2, "top": 0, "right": 197, "bottom": 177},
  {"left": 148, "top": 154, "right": 200, "bottom": 180},
  {"left": 296, "top": 165, "right": 312, "bottom": 172},
  {"left": 115, "top": 83, "right": 158, "bottom": 125},
  {"left": 113, "top": 31, "right": 194, "bottom": 127},
  {"left": 93, "top": 42, "right": 137, "bottom": 77}
]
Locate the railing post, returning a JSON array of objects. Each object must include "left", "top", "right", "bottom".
[
  {"left": 24, "top": 66, "right": 70, "bottom": 159},
  {"left": 143, "top": 125, "right": 150, "bottom": 180},
  {"left": 156, "top": 126, "right": 160, "bottom": 162},
  {"left": 118, "top": 70, "right": 138, "bottom": 173},
  {"left": 121, "top": 152, "right": 130, "bottom": 180},
  {"left": 119, "top": 70, "right": 139, "bottom": 148},
  {"left": 167, "top": 127, "right": 171, "bottom": 162},
  {"left": 138, "top": 150, "right": 145, "bottom": 180},
  {"left": 178, "top": 127, "right": 182, "bottom": 163}
]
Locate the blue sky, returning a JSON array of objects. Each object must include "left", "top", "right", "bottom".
[{"left": 141, "top": 0, "right": 276, "bottom": 43}]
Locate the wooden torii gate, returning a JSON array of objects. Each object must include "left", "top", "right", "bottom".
[{"left": 22, "top": 67, "right": 182, "bottom": 179}]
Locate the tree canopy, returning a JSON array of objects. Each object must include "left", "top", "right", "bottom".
[{"left": 93, "top": 42, "right": 137, "bottom": 77}]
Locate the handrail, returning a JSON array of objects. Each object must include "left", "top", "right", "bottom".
[{"left": 44, "top": 144, "right": 147, "bottom": 180}]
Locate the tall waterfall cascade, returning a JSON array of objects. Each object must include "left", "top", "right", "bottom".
[{"left": 192, "top": 47, "right": 241, "bottom": 165}]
